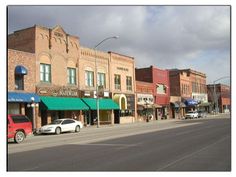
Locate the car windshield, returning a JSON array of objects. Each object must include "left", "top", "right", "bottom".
[
  {"left": 50, "top": 120, "right": 63, "bottom": 125},
  {"left": 187, "top": 111, "right": 194, "bottom": 113}
]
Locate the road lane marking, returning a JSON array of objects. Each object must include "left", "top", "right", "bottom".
[{"left": 156, "top": 135, "right": 230, "bottom": 171}]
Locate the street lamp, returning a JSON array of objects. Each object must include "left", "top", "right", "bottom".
[
  {"left": 27, "top": 97, "right": 39, "bottom": 133},
  {"left": 94, "top": 36, "right": 119, "bottom": 128},
  {"left": 213, "top": 76, "right": 230, "bottom": 114}
]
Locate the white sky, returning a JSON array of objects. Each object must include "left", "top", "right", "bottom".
[{"left": 7, "top": 5, "right": 230, "bottom": 85}]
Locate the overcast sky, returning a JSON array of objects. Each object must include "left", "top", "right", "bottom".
[{"left": 7, "top": 5, "right": 231, "bottom": 85}]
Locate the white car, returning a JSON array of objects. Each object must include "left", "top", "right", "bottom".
[
  {"left": 39, "top": 118, "right": 83, "bottom": 135},
  {"left": 185, "top": 111, "right": 198, "bottom": 119}
]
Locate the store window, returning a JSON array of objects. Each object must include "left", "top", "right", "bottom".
[
  {"left": 8, "top": 103, "right": 20, "bottom": 114},
  {"left": 114, "top": 74, "right": 121, "bottom": 90},
  {"left": 67, "top": 68, "right": 76, "bottom": 85},
  {"left": 85, "top": 71, "right": 94, "bottom": 87},
  {"left": 126, "top": 76, "right": 132, "bottom": 91},
  {"left": 15, "top": 75, "right": 24, "bottom": 90},
  {"left": 40, "top": 64, "right": 51, "bottom": 83},
  {"left": 15, "top": 65, "right": 27, "bottom": 90},
  {"left": 97, "top": 73, "right": 106, "bottom": 88}
]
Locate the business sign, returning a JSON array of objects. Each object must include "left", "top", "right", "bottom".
[{"left": 37, "top": 86, "right": 79, "bottom": 97}]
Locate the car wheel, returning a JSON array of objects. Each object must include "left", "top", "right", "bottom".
[
  {"left": 14, "top": 131, "right": 25, "bottom": 143},
  {"left": 55, "top": 127, "right": 61, "bottom": 135},
  {"left": 75, "top": 125, "right": 80, "bottom": 132}
]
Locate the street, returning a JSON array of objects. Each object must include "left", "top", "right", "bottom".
[{"left": 7, "top": 115, "right": 231, "bottom": 171}]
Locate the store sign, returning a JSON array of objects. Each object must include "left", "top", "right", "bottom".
[
  {"left": 192, "top": 93, "right": 208, "bottom": 103},
  {"left": 37, "top": 86, "right": 79, "bottom": 97},
  {"left": 117, "top": 67, "right": 129, "bottom": 72}
]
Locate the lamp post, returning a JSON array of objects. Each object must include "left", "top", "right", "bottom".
[
  {"left": 213, "top": 76, "right": 230, "bottom": 114},
  {"left": 27, "top": 97, "right": 39, "bottom": 133},
  {"left": 94, "top": 36, "right": 119, "bottom": 128}
]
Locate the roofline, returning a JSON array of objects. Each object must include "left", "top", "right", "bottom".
[
  {"left": 10, "top": 25, "right": 79, "bottom": 39},
  {"left": 108, "top": 51, "right": 134, "bottom": 60}
]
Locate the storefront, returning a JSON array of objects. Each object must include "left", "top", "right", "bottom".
[
  {"left": 8, "top": 92, "right": 40, "bottom": 127},
  {"left": 184, "top": 98, "right": 198, "bottom": 112},
  {"left": 40, "top": 96, "right": 89, "bottom": 126},
  {"left": 113, "top": 93, "right": 135, "bottom": 124},
  {"left": 136, "top": 93, "right": 154, "bottom": 121},
  {"left": 81, "top": 98, "right": 119, "bottom": 125}
]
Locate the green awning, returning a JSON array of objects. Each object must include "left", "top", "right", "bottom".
[
  {"left": 82, "top": 98, "right": 120, "bottom": 110},
  {"left": 40, "top": 96, "right": 89, "bottom": 110}
]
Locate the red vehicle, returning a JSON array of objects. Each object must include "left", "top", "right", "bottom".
[{"left": 8, "top": 114, "right": 32, "bottom": 143}]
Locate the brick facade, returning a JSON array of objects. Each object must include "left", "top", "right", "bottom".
[
  {"left": 136, "top": 81, "right": 153, "bottom": 94},
  {"left": 8, "top": 25, "right": 136, "bottom": 127},
  {"left": 8, "top": 49, "right": 36, "bottom": 92},
  {"left": 207, "top": 84, "right": 230, "bottom": 113},
  {"left": 169, "top": 69, "right": 207, "bottom": 102},
  {"left": 136, "top": 66, "right": 170, "bottom": 120}
]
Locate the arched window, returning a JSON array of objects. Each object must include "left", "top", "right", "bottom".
[{"left": 15, "top": 65, "right": 27, "bottom": 90}]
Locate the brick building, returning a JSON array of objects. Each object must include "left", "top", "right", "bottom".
[
  {"left": 8, "top": 49, "right": 40, "bottom": 129},
  {"left": 136, "top": 81, "right": 154, "bottom": 121},
  {"left": 8, "top": 25, "right": 136, "bottom": 129},
  {"left": 207, "top": 84, "right": 231, "bottom": 113},
  {"left": 135, "top": 66, "right": 170, "bottom": 120},
  {"left": 169, "top": 69, "right": 208, "bottom": 118}
]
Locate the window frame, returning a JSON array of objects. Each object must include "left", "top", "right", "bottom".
[
  {"left": 97, "top": 72, "right": 106, "bottom": 88},
  {"left": 126, "top": 76, "right": 132, "bottom": 91},
  {"left": 85, "top": 70, "right": 94, "bottom": 87},
  {"left": 114, "top": 74, "right": 121, "bottom": 90},
  {"left": 40, "top": 63, "right": 51, "bottom": 83},
  {"left": 67, "top": 67, "right": 76, "bottom": 85},
  {"left": 15, "top": 74, "right": 24, "bottom": 90}
]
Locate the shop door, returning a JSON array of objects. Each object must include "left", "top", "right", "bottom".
[
  {"left": 114, "top": 110, "right": 120, "bottom": 124},
  {"left": 41, "top": 111, "right": 48, "bottom": 126}
]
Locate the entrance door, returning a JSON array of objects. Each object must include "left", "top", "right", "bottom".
[
  {"left": 114, "top": 110, "right": 120, "bottom": 124},
  {"left": 25, "top": 105, "right": 33, "bottom": 123},
  {"left": 41, "top": 111, "right": 48, "bottom": 126}
]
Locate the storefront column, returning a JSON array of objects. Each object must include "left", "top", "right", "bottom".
[
  {"left": 111, "top": 110, "right": 114, "bottom": 125},
  {"left": 35, "top": 106, "right": 41, "bottom": 129},
  {"left": 79, "top": 110, "right": 84, "bottom": 124},
  {"left": 47, "top": 111, "right": 52, "bottom": 124},
  {"left": 20, "top": 103, "right": 25, "bottom": 115}
]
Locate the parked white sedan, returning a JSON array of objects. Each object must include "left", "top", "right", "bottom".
[
  {"left": 185, "top": 111, "right": 198, "bottom": 119},
  {"left": 39, "top": 118, "right": 83, "bottom": 135}
]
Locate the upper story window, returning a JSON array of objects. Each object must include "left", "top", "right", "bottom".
[
  {"left": 114, "top": 74, "right": 121, "bottom": 90},
  {"left": 85, "top": 70, "right": 94, "bottom": 87},
  {"left": 97, "top": 73, "right": 106, "bottom": 88},
  {"left": 67, "top": 68, "right": 76, "bottom": 85},
  {"left": 40, "top": 64, "right": 51, "bottom": 83},
  {"left": 156, "top": 84, "right": 167, "bottom": 94},
  {"left": 126, "top": 76, "right": 132, "bottom": 91},
  {"left": 15, "top": 65, "right": 28, "bottom": 90}
]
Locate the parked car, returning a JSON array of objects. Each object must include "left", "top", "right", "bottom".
[
  {"left": 8, "top": 114, "right": 33, "bottom": 143},
  {"left": 198, "top": 110, "right": 207, "bottom": 118},
  {"left": 39, "top": 118, "right": 83, "bottom": 135},
  {"left": 185, "top": 111, "right": 198, "bottom": 119}
]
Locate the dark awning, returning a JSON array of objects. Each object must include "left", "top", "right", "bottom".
[
  {"left": 82, "top": 98, "right": 120, "bottom": 110},
  {"left": 40, "top": 96, "right": 89, "bottom": 110},
  {"left": 8, "top": 92, "right": 40, "bottom": 103},
  {"left": 15, "top": 65, "right": 28, "bottom": 75},
  {"left": 170, "top": 102, "right": 179, "bottom": 108}
]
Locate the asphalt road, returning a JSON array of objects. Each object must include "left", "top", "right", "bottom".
[{"left": 7, "top": 116, "right": 231, "bottom": 171}]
